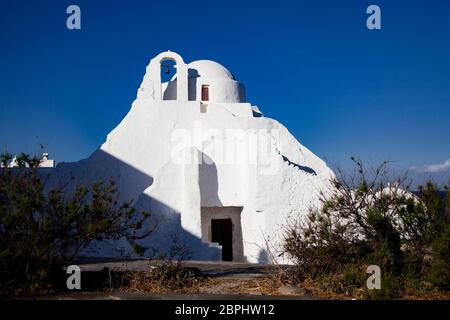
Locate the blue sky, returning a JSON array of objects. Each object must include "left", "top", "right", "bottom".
[{"left": 0, "top": 0, "right": 449, "bottom": 177}]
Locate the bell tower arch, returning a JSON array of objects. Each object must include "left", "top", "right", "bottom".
[{"left": 147, "top": 51, "right": 188, "bottom": 101}]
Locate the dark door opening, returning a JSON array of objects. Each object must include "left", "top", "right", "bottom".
[{"left": 211, "top": 219, "right": 233, "bottom": 261}]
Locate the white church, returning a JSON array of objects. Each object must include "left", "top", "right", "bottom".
[{"left": 48, "top": 51, "right": 334, "bottom": 264}]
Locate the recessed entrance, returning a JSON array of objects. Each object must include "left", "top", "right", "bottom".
[
  {"left": 211, "top": 219, "right": 233, "bottom": 261},
  {"left": 201, "top": 206, "right": 244, "bottom": 262}
]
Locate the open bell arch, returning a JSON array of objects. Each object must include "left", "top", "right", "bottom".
[{"left": 147, "top": 51, "right": 188, "bottom": 101}]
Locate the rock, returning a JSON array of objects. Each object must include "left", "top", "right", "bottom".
[{"left": 278, "top": 286, "right": 307, "bottom": 295}]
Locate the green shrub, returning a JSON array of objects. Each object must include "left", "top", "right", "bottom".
[
  {"left": 341, "top": 265, "right": 366, "bottom": 288},
  {"left": 283, "top": 158, "right": 449, "bottom": 298},
  {"left": 0, "top": 152, "right": 156, "bottom": 296},
  {"left": 428, "top": 224, "right": 450, "bottom": 290}
]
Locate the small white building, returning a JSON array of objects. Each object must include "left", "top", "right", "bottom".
[
  {"left": 49, "top": 51, "right": 334, "bottom": 263},
  {"left": 4, "top": 153, "right": 55, "bottom": 168},
  {"left": 39, "top": 153, "right": 55, "bottom": 168}
]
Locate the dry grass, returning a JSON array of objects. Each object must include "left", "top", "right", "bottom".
[
  {"left": 118, "top": 272, "right": 279, "bottom": 296},
  {"left": 197, "top": 277, "right": 279, "bottom": 296},
  {"left": 115, "top": 270, "right": 450, "bottom": 299},
  {"left": 119, "top": 262, "right": 204, "bottom": 294},
  {"left": 105, "top": 262, "right": 450, "bottom": 300}
]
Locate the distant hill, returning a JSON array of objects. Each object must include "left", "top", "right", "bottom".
[{"left": 408, "top": 168, "right": 450, "bottom": 188}]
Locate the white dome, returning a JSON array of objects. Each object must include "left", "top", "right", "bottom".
[{"left": 188, "top": 60, "right": 235, "bottom": 80}]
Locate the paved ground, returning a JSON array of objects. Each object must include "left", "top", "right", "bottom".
[
  {"left": 39, "top": 292, "right": 313, "bottom": 300},
  {"left": 75, "top": 259, "right": 287, "bottom": 278}
]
